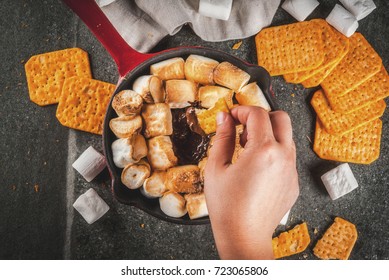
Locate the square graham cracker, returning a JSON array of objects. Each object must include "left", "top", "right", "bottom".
[
  {"left": 56, "top": 77, "right": 116, "bottom": 135},
  {"left": 25, "top": 48, "right": 92, "bottom": 106},
  {"left": 255, "top": 21, "right": 324, "bottom": 76},
  {"left": 313, "top": 118, "right": 382, "bottom": 164}
]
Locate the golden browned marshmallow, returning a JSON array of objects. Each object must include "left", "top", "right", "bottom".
[
  {"left": 166, "top": 165, "right": 202, "bottom": 194},
  {"left": 150, "top": 57, "right": 185, "bottom": 80},
  {"left": 184, "top": 192, "right": 208, "bottom": 220},
  {"left": 147, "top": 136, "right": 178, "bottom": 171},
  {"left": 236, "top": 82, "right": 271, "bottom": 111},
  {"left": 165, "top": 80, "right": 198, "bottom": 108},
  {"left": 121, "top": 159, "right": 151, "bottom": 189},
  {"left": 109, "top": 115, "right": 142, "bottom": 138},
  {"left": 132, "top": 75, "right": 154, "bottom": 103},
  {"left": 213, "top": 61, "right": 250, "bottom": 91},
  {"left": 198, "top": 85, "right": 234, "bottom": 109},
  {"left": 142, "top": 103, "right": 173, "bottom": 138},
  {"left": 112, "top": 90, "right": 144, "bottom": 116},
  {"left": 141, "top": 171, "right": 167, "bottom": 198},
  {"left": 149, "top": 76, "right": 166, "bottom": 103},
  {"left": 112, "top": 134, "right": 147, "bottom": 168},
  {"left": 184, "top": 54, "right": 219, "bottom": 85},
  {"left": 197, "top": 157, "right": 208, "bottom": 182},
  {"left": 159, "top": 191, "right": 187, "bottom": 218}
]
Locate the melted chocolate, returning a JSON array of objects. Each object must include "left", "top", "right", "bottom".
[{"left": 171, "top": 108, "right": 210, "bottom": 165}]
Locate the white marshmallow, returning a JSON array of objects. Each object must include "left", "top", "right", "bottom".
[
  {"left": 326, "top": 4, "right": 359, "bottom": 37},
  {"left": 281, "top": 0, "right": 320, "bottom": 22},
  {"left": 279, "top": 210, "right": 290, "bottom": 226},
  {"left": 321, "top": 163, "right": 359, "bottom": 200},
  {"left": 198, "top": 0, "right": 233, "bottom": 21},
  {"left": 73, "top": 188, "right": 110, "bottom": 224},
  {"left": 72, "top": 146, "right": 106, "bottom": 182},
  {"left": 339, "top": 0, "right": 376, "bottom": 21}
]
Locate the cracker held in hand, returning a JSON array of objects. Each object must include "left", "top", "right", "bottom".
[
  {"left": 321, "top": 33, "right": 382, "bottom": 99},
  {"left": 56, "top": 77, "right": 115, "bottom": 135},
  {"left": 196, "top": 97, "right": 230, "bottom": 134},
  {"left": 272, "top": 222, "right": 311, "bottom": 259},
  {"left": 313, "top": 217, "right": 358, "bottom": 260},
  {"left": 25, "top": 48, "right": 92, "bottom": 106},
  {"left": 311, "top": 89, "right": 386, "bottom": 136},
  {"left": 313, "top": 118, "right": 382, "bottom": 164},
  {"left": 284, "top": 19, "right": 349, "bottom": 84},
  {"left": 255, "top": 21, "right": 324, "bottom": 76},
  {"left": 328, "top": 66, "right": 389, "bottom": 113}
]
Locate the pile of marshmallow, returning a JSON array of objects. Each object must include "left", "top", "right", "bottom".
[{"left": 282, "top": 0, "right": 376, "bottom": 37}]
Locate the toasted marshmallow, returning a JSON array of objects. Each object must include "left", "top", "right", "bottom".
[
  {"left": 185, "top": 55, "right": 219, "bottom": 85},
  {"left": 112, "top": 90, "right": 143, "bottom": 116},
  {"left": 109, "top": 115, "right": 143, "bottom": 138},
  {"left": 150, "top": 57, "right": 185, "bottom": 80},
  {"left": 198, "top": 157, "right": 208, "bottom": 182},
  {"left": 236, "top": 82, "right": 271, "bottom": 111},
  {"left": 132, "top": 75, "right": 154, "bottom": 103},
  {"left": 121, "top": 159, "right": 151, "bottom": 190},
  {"left": 165, "top": 80, "right": 198, "bottom": 108},
  {"left": 213, "top": 62, "right": 250, "bottom": 91},
  {"left": 166, "top": 165, "right": 202, "bottom": 194},
  {"left": 147, "top": 136, "right": 178, "bottom": 171},
  {"left": 149, "top": 76, "right": 166, "bottom": 103},
  {"left": 339, "top": 0, "right": 376, "bottom": 21},
  {"left": 184, "top": 192, "right": 208, "bottom": 220},
  {"left": 326, "top": 4, "right": 358, "bottom": 37},
  {"left": 159, "top": 191, "right": 187, "bottom": 218},
  {"left": 141, "top": 171, "right": 167, "bottom": 198},
  {"left": 72, "top": 146, "right": 106, "bottom": 182},
  {"left": 142, "top": 103, "right": 173, "bottom": 138},
  {"left": 112, "top": 134, "right": 147, "bottom": 168},
  {"left": 198, "top": 85, "right": 233, "bottom": 109}
]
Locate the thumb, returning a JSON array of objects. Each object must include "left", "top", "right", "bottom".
[{"left": 207, "top": 111, "right": 236, "bottom": 171}]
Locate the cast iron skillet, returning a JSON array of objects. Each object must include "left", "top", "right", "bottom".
[{"left": 63, "top": 0, "right": 277, "bottom": 224}]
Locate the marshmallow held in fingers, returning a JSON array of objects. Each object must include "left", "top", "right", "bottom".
[
  {"left": 281, "top": 0, "right": 320, "bottom": 22},
  {"left": 109, "top": 115, "right": 143, "bottom": 138},
  {"left": 236, "top": 82, "right": 271, "bottom": 111},
  {"left": 112, "top": 134, "right": 147, "bottom": 168},
  {"left": 132, "top": 75, "right": 154, "bottom": 103},
  {"left": 73, "top": 188, "right": 109, "bottom": 224},
  {"left": 185, "top": 55, "right": 219, "bottom": 85},
  {"left": 121, "top": 159, "right": 151, "bottom": 190},
  {"left": 150, "top": 57, "right": 185, "bottom": 80},
  {"left": 198, "top": 0, "right": 233, "bottom": 21},
  {"left": 185, "top": 192, "right": 209, "bottom": 220},
  {"left": 72, "top": 146, "right": 106, "bottom": 182},
  {"left": 326, "top": 4, "right": 358, "bottom": 37},
  {"left": 141, "top": 171, "right": 167, "bottom": 199},
  {"left": 159, "top": 191, "right": 187, "bottom": 218},
  {"left": 198, "top": 85, "right": 233, "bottom": 109},
  {"left": 213, "top": 62, "right": 250, "bottom": 91},
  {"left": 112, "top": 90, "right": 143, "bottom": 116},
  {"left": 321, "top": 163, "right": 359, "bottom": 200},
  {"left": 165, "top": 80, "right": 198, "bottom": 108},
  {"left": 339, "top": 0, "right": 376, "bottom": 20}
]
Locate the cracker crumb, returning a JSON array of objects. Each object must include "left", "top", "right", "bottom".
[
  {"left": 291, "top": 93, "right": 295, "bottom": 97},
  {"left": 10, "top": 185, "right": 16, "bottom": 191},
  {"left": 34, "top": 184, "right": 39, "bottom": 192},
  {"left": 314, "top": 228, "right": 319, "bottom": 235},
  {"left": 232, "top": 41, "right": 243, "bottom": 50},
  {"left": 140, "top": 223, "right": 145, "bottom": 229}
]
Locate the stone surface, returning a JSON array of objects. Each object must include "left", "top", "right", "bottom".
[{"left": 0, "top": 0, "right": 388, "bottom": 260}]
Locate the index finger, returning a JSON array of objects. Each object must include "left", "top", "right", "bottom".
[{"left": 230, "top": 106, "right": 275, "bottom": 147}]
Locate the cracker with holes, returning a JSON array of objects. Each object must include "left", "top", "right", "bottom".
[
  {"left": 284, "top": 19, "right": 349, "bottom": 84},
  {"left": 313, "top": 118, "right": 382, "bottom": 164},
  {"left": 255, "top": 21, "right": 324, "bottom": 76},
  {"left": 311, "top": 89, "right": 386, "bottom": 136},
  {"left": 25, "top": 48, "right": 92, "bottom": 106},
  {"left": 313, "top": 217, "right": 358, "bottom": 260},
  {"left": 196, "top": 97, "right": 230, "bottom": 134},
  {"left": 321, "top": 33, "right": 382, "bottom": 99},
  {"left": 56, "top": 76, "right": 115, "bottom": 135},
  {"left": 272, "top": 222, "right": 311, "bottom": 259},
  {"left": 328, "top": 66, "right": 389, "bottom": 113}
]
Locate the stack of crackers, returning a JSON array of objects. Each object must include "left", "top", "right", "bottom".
[
  {"left": 25, "top": 48, "right": 116, "bottom": 135},
  {"left": 255, "top": 19, "right": 389, "bottom": 164}
]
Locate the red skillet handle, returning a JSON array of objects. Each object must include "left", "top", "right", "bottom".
[{"left": 62, "top": 0, "right": 155, "bottom": 77}]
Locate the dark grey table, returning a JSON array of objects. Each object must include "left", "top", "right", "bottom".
[{"left": 0, "top": 0, "right": 388, "bottom": 260}]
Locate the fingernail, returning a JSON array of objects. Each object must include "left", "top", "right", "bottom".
[{"left": 216, "top": 111, "right": 227, "bottom": 126}]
